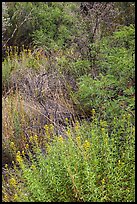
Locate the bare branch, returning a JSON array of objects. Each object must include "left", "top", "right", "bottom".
[{"left": 3, "top": 8, "right": 34, "bottom": 47}]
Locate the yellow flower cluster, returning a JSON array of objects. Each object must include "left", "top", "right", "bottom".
[
  {"left": 127, "top": 113, "right": 131, "bottom": 119},
  {"left": 83, "top": 140, "right": 90, "bottom": 150},
  {"left": 58, "top": 136, "right": 64, "bottom": 143},
  {"left": 46, "top": 143, "right": 51, "bottom": 153},
  {"left": 101, "top": 128, "right": 105, "bottom": 132},
  {"left": 49, "top": 124, "right": 54, "bottom": 133},
  {"left": 4, "top": 164, "right": 8, "bottom": 169},
  {"left": 29, "top": 136, "right": 33, "bottom": 143},
  {"left": 66, "top": 129, "right": 71, "bottom": 137},
  {"left": 103, "top": 137, "right": 108, "bottom": 145},
  {"left": 44, "top": 124, "right": 48, "bottom": 130},
  {"left": 44, "top": 124, "right": 50, "bottom": 140},
  {"left": 102, "top": 130, "right": 108, "bottom": 146},
  {"left": 31, "top": 164, "right": 36, "bottom": 170},
  {"left": 16, "top": 151, "right": 23, "bottom": 164},
  {"left": 34, "top": 134, "right": 38, "bottom": 143},
  {"left": 101, "top": 178, "right": 105, "bottom": 185},
  {"left": 100, "top": 120, "right": 108, "bottom": 128},
  {"left": 13, "top": 194, "right": 18, "bottom": 201},
  {"left": 25, "top": 144, "right": 29, "bottom": 149},
  {"left": 91, "top": 109, "right": 96, "bottom": 116},
  {"left": 3, "top": 195, "right": 9, "bottom": 202},
  {"left": 10, "top": 141, "right": 15, "bottom": 149},
  {"left": 122, "top": 114, "right": 126, "bottom": 121},
  {"left": 75, "top": 121, "right": 80, "bottom": 132},
  {"left": 27, "top": 49, "right": 32, "bottom": 57},
  {"left": 22, "top": 150, "right": 25, "bottom": 156},
  {"left": 76, "top": 136, "right": 81, "bottom": 147},
  {"left": 9, "top": 178, "right": 17, "bottom": 187}
]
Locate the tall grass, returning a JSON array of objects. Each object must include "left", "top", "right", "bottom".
[
  {"left": 2, "top": 111, "right": 135, "bottom": 202},
  {"left": 2, "top": 91, "right": 48, "bottom": 167},
  {"left": 2, "top": 44, "right": 135, "bottom": 202}
]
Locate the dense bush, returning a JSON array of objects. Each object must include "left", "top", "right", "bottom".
[
  {"left": 2, "top": 112, "right": 135, "bottom": 202},
  {"left": 2, "top": 3, "right": 85, "bottom": 51},
  {"left": 75, "top": 25, "right": 135, "bottom": 121},
  {"left": 95, "top": 25, "right": 135, "bottom": 84}
]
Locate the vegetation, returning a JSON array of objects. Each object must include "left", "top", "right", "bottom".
[
  {"left": 2, "top": 2, "right": 135, "bottom": 202},
  {"left": 3, "top": 113, "right": 135, "bottom": 202}
]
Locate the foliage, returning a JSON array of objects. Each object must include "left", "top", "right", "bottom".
[
  {"left": 2, "top": 2, "right": 36, "bottom": 47},
  {"left": 114, "top": 2, "right": 135, "bottom": 26},
  {"left": 2, "top": 2, "right": 10, "bottom": 40},
  {"left": 2, "top": 46, "right": 39, "bottom": 93},
  {"left": 2, "top": 112, "right": 135, "bottom": 202},
  {"left": 3, "top": 2, "right": 84, "bottom": 51},
  {"left": 31, "top": 2, "right": 86, "bottom": 51},
  {"left": 80, "top": 2, "right": 135, "bottom": 42},
  {"left": 96, "top": 25, "right": 135, "bottom": 83},
  {"left": 2, "top": 3, "right": 135, "bottom": 203},
  {"left": 75, "top": 25, "right": 135, "bottom": 121}
]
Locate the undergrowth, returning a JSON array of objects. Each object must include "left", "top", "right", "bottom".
[
  {"left": 2, "top": 24, "right": 135, "bottom": 202},
  {"left": 2, "top": 111, "right": 135, "bottom": 202}
]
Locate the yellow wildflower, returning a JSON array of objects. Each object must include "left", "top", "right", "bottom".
[
  {"left": 66, "top": 129, "right": 71, "bottom": 137},
  {"left": 101, "top": 178, "right": 105, "bottom": 185},
  {"left": 13, "top": 194, "right": 18, "bottom": 201},
  {"left": 91, "top": 109, "right": 95, "bottom": 116},
  {"left": 104, "top": 138, "right": 108, "bottom": 145},
  {"left": 31, "top": 164, "right": 36, "bottom": 170},
  {"left": 100, "top": 120, "right": 108, "bottom": 128},
  {"left": 10, "top": 142, "right": 15, "bottom": 150},
  {"left": 46, "top": 144, "right": 51, "bottom": 153},
  {"left": 3, "top": 195, "right": 9, "bottom": 202},
  {"left": 132, "top": 126, "right": 135, "bottom": 135},
  {"left": 49, "top": 124, "right": 54, "bottom": 132},
  {"left": 127, "top": 113, "right": 131, "bottom": 119},
  {"left": 44, "top": 124, "right": 49, "bottom": 130},
  {"left": 22, "top": 45, "right": 25, "bottom": 50},
  {"left": 9, "top": 178, "right": 17, "bottom": 187},
  {"left": 75, "top": 121, "right": 80, "bottom": 132},
  {"left": 122, "top": 114, "right": 126, "bottom": 120},
  {"left": 36, "top": 55, "right": 40, "bottom": 60},
  {"left": 25, "top": 144, "right": 29, "bottom": 149},
  {"left": 29, "top": 136, "right": 33, "bottom": 142},
  {"left": 83, "top": 140, "right": 90, "bottom": 150},
  {"left": 76, "top": 136, "right": 81, "bottom": 145},
  {"left": 5, "top": 164, "right": 8, "bottom": 169},
  {"left": 101, "top": 128, "right": 105, "bottom": 132},
  {"left": 58, "top": 136, "right": 64, "bottom": 143},
  {"left": 34, "top": 134, "right": 38, "bottom": 141},
  {"left": 44, "top": 125, "right": 50, "bottom": 140},
  {"left": 28, "top": 49, "right": 32, "bottom": 56},
  {"left": 16, "top": 151, "right": 23, "bottom": 164}
]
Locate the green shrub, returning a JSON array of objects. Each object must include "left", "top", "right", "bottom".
[
  {"left": 74, "top": 25, "right": 135, "bottom": 121},
  {"left": 3, "top": 2, "right": 37, "bottom": 47},
  {"left": 75, "top": 73, "right": 135, "bottom": 121},
  {"left": 31, "top": 3, "right": 84, "bottom": 50},
  {"left": 3, "top": 2, "right": 84, "bottom": 51},
  {"left": 2, "top": 112, "right": 135, "bottom": 202},
  {"left": 71, "top": 59, "right": 91, "bottom": 77},
  {"left": 91, "top": 25, "right": 135, "bottom": 86}
]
